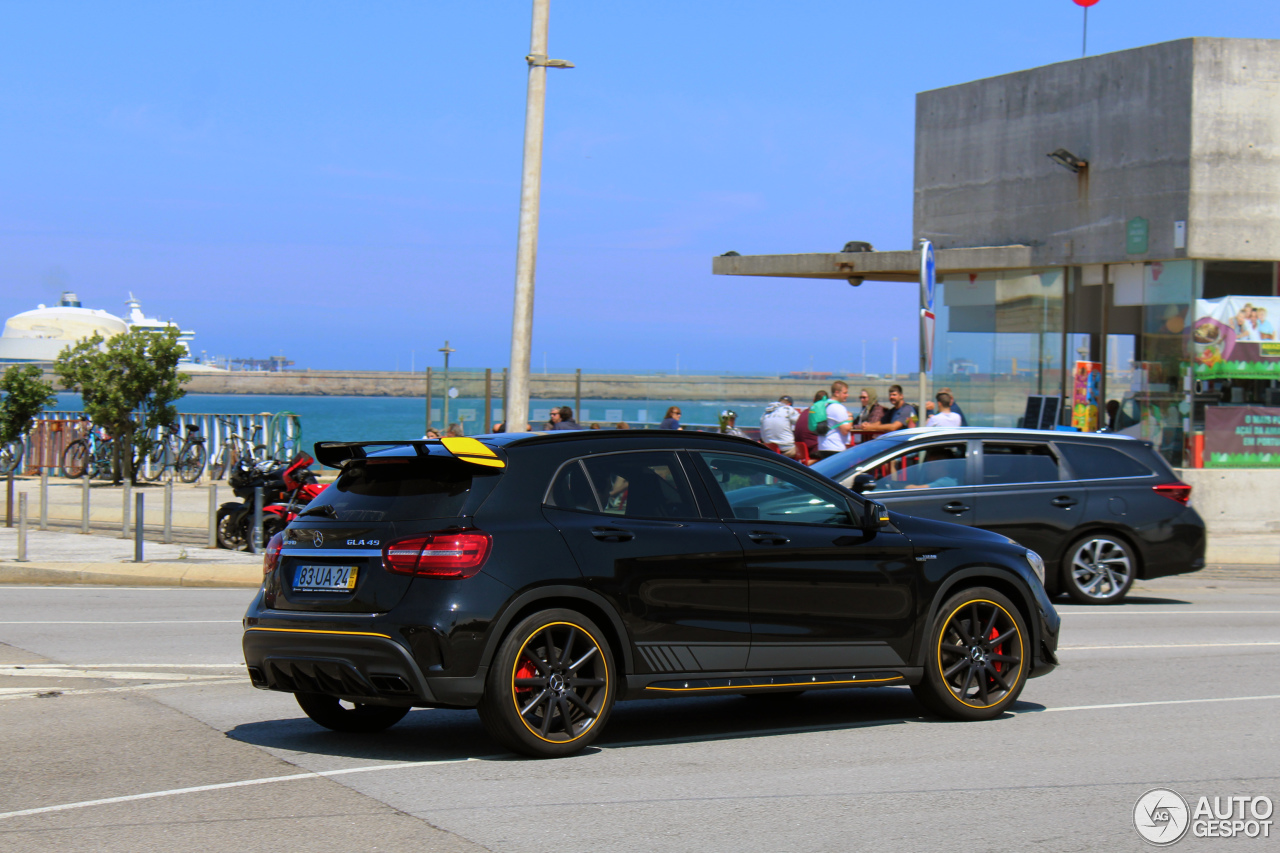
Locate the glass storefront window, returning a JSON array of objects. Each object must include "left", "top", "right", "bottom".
[{"left": 932, "top": 268, "right": 1065, "bottom": 428}]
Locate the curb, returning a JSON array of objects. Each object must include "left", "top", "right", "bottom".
[{"left": 0, "top": 561, "right": 262, "bottom": 588}]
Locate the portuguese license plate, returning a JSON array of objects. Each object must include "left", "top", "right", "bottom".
[{"left": 294, "top": 565, "right": 358, "bottom": 593}]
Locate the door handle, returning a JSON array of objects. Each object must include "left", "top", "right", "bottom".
[
  {"left": 943, "top": 501, "right": 971, "bottom": 514},
  {"left": 1050, "top": 496, "right": 1078, "bottom": 508},
  {"left": 747, "top": 531, "right": 790, "bottom": 545},
  {"left": 590, "top": 526, "right": 634, "bottom": 542}
]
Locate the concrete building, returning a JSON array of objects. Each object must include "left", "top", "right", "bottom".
[{"left": 715, "top": 37, "right": 1280, "bottom": 470}]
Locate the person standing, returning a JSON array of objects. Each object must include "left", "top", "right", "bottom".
[
  {"left": 552, "top": 406, "right": 579, "bottom": 430},
  {"left": 759, "top": 395, "right": 800, "bottom": 457},
  {"left": 816, "top": 381, "right": 853, "bottom": 460},
  {"left": 853, "top": 388, "right": 888, "bottom": 441},
  {"left": 659, "top": 406, "right": 682, "bottom": 430},
  {"left": 794, "top": 391, "right": 827, "bottom": 458},
  {"left": 924, "top": 386, "right": 968, "bottom": 426},
  {"left": 925, "top": 392, "right": 963, "bottom": 427}
]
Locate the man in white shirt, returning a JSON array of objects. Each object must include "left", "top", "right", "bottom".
[
  {"left": 925, "top": 391, "right": 963, "bottom": 428},
  {"left": 759, "top": 395, "right": 801, "bottom": 457},
  {"left": 817, "top": 381, "right": 853, "bottom": 459}
]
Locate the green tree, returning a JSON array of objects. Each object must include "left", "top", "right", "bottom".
[
  {"left": 55, "top": 327, "right": 189, "bottom": 483},
  {"left": 0, "top": 364, "right": 57, "bottom": 443}
]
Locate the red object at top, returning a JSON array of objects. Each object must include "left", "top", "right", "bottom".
[{"left": 1073, "top": 0, "right": 1100, "bottom": 7}]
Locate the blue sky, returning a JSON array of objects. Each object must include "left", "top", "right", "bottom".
[{"left": 2, "top": 1, "right": 1278, "bottom": 375}]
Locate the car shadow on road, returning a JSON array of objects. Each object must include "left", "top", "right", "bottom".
[
  {"left": 226, "top": 686, "right": 973, "bottom": 760},
  {"left": 1105, "top": 595, "right": 1192, "bottom": 606}
]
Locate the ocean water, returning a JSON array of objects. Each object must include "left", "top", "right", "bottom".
[{"left": 50, "top": 393, "right": 779, "bottom": 445}]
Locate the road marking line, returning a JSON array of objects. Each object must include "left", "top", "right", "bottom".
[
  {"left": 0, "top": 757, "right": 492, "bottom": 820},
  {"left": 10, "top": 664, "right": 243, "bottom": 669},
  {"left": 1044, "top": 694, "right": 1280, "bottom": 713},
  {"left": 0, "top": 677, "right": 244, "bottom": 702},
  {"left": 1062, "top": 641, "right": 1280, "bottom": 650},
  {"left": 0, "top": 620, "right": 241, "bottom": 624},
  {"left": 1058, "top": 610, "right": 1280, "bottom": 615},
  {"left": 0, "top": 667, "right": 239, "bottom": 681}
]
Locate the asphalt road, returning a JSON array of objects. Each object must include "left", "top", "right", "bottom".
[{"left": 1, "top": 575, "right": 1278, "bottom": 852}]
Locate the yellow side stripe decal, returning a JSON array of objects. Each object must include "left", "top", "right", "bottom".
[
  {"left": 645, "top": 676, "right": 902, "bottom": 692},
  {"left": 245, "top": 627, "right": 392, "bottom": 639}
]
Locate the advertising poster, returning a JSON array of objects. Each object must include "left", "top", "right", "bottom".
[
  {"left": 1191, "top": 295, "right": 1280, "bottom": 380},
  {"left": 1071, "top": 361, "right": 1102, "bottom": 432},
  {"left": 1204, "top": 406, "right": 1280, "bottom": 468}
]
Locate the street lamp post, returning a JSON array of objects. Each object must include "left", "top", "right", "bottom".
[
  {"left": 439, "top": 341, "right": 456, "bottom": 430},
  {"left": 506, "top": 0, "right": 573, "bottom": 433}
]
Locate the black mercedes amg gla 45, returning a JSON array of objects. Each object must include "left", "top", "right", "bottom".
[{"left": 243, "top": 431, "right": 1059, "bottom": 757}]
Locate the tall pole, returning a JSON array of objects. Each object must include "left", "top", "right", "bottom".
[
  {"left": 1082, "top": 7, "right": 1088, "bottom": 58},
  {"left": 425, "top": 367, "right": 433, "bottom": 432},
  {"left": 507, "top": 0, "right": 573, "bottom": 433},
  {"left": 439, "top": 341, "right": 456, "bottom": 430}
]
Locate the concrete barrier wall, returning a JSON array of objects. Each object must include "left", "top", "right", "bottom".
[{"left": 1176, "top": 467, "right": 1280, "bottom": 534}]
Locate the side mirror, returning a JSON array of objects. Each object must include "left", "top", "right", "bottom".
[
  {"left": 864, "top": 501, "right": 890, "bottom": 533},
  {"left": 851, "top": 473, "right": 876, "bottom": 494}
]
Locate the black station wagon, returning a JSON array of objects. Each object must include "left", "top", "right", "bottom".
[
  {"left": 810, "top": 428, "right": 1206, "bottom": 604},
  {"left": 243, "top": 430, "right": 1059, "bottom": 757}
]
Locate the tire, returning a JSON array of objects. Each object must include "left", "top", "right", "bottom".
[
  {"left": 0, "top": 439, "right": 22, "bottom": 475},
  {"left": 478, "top": 609, "right": 615, "bottom": 758},
  {"left": 61, "top": 440, "right": 90, "bottom": 478},
  {"left": 294, "top": 693, "right": 409, "bottom": 733},
  {"left": 262, "top": 514, "right": 289, "bottom": 542},
  {"left": 912, "top": 586, "right": 1030, "bottom": 721},
  {"left": 216, "top": 506, "right": 249, "bottom": 550},
  {"left": 1063, "top": 533, "right": 1135, "bottom": 605},
  {"left": 178, "top": 443, "right": 206, "bottom": 483},
  {"left": 143, "top": 439, "right": 173, "bottom": 482}
]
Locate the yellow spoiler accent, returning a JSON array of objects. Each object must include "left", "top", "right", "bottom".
[{"left": 441, "top": 436, "right": 506, "bottom": 468}]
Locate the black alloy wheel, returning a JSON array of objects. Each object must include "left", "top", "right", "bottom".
[
  {"left": 912, "top": 587, "right": 1028, "bottom": 721},
  {"left": 478, "top": 609, "right": 614, "bottom": 758},
  {"left": 1064, "top": 534, "right": 1135, "bottom": 604},
  {"left": 294, "top": 692, "right": 409, "bottom": 733}
]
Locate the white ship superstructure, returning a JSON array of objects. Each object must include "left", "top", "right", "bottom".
[{"left": 0, "top": 292, "right": 222, "bottom": 370}]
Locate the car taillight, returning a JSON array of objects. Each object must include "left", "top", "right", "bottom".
[
  {"left": 263, "top": 531, "right": 285, "bottom": 576},
  {"left": 1153, "top": 482, "right": 1192, "bottom": 505},
  {"left": 383, "top": 531, "right": 492, "bottom": 578}
]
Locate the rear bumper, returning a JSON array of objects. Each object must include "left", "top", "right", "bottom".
[
  {"left": 243, "top": 627, "right": 434, "bottom": 706},
  {"left": 1139, "top": 507, "right": 1207, "bottom": 580}
]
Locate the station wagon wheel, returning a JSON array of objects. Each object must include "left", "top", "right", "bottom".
[
  {"left": 479, "top": 609, "right": 614, "bottom": 758},
  {"left": 912, "top": 587, "right": 1028, "bottom": 721},
  {"left": 1064, "top": 534, "right": 1135, "bottom": 604},
  {"left": 294, "top": 692, "right": 409, "bottom": 733}
]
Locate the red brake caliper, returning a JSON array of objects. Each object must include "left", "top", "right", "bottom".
[
  {"left": 989, "top": 626, "right": 1003, "bottom": 675},
  {"left": 515, "top": 657, "right": 538, "bottom": 695}
]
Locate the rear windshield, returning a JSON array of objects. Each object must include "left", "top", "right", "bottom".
[{"left": 300, "top": 458, "right": 477, "bottom": 522}]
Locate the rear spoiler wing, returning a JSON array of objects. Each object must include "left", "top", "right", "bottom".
[{"left": 314, "top": 438, "right": 506, "bottom": 469}]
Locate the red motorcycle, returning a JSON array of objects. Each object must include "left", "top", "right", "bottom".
[
  {"left": 261, "top": 453, "right": 325, "bottom": 540},
  {"left": 217, "top": 452, "right": 323, "bottom": 549}
]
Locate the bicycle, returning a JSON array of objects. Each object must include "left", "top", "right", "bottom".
[
  {"left": 210, "top": 417, "right": 267, "bottom": 480},
  {"left": 61, "top": 427, "right": 137, "bottom": 480},
  {"left": 142, "top": 423, "right": 207, "bottom": 483},
  {"left": 0, "top": 437, "right": 23, "bottom": 475}
]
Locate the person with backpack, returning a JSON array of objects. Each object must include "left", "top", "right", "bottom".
[
  {"left": 794, "top": 390, "right": 826, "bottom": 459},
  {"left": 815, "top": 381, "right": 854, "bottom": 459}
]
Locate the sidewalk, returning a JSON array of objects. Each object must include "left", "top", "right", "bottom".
[{"left": 0, "top": 526, "right": 263, "bottom": 587}]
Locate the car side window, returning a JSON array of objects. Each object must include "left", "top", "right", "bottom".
[
  {"left": 575, "top": 451, "right": 701, "bottom": 520},
  {"left": 1057, "top": 443, "right": 1153, "bottom": 480},
  {"left": 866, "top": 443, "right": 966, "bottom": 491},
  {"left": 982, "top": 442, "right": 1061, "bottom": 484},
  {"left": 545, "top": 460, "right": 601, "bottom": 512},
  {"left": 695, "top": 451, "right": 856, "bottom": 526}
]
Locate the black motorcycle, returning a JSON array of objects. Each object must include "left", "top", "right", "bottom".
[{"left": 216, "top": 456, "right": 318, "bottom": 550}]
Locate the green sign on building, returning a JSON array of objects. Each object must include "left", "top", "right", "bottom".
[{"left": 1126, "top": 217, "right": 1149, "bottom": 254}]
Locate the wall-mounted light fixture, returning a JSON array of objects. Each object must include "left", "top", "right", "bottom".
[{"left": 1047, "top": 148, "right": 1088, "bottom": 173}]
